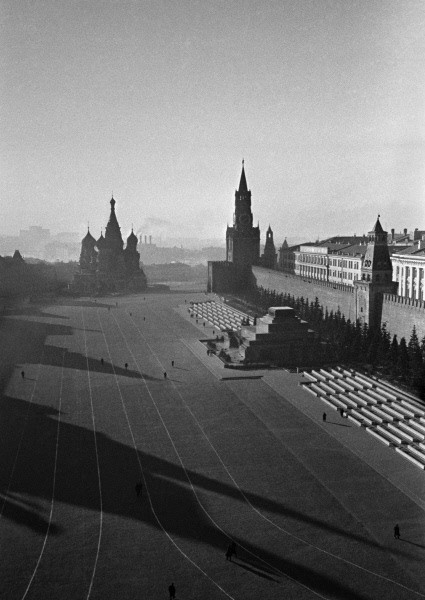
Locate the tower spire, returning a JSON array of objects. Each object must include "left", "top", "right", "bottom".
[{"left": 238, "top": 159, "right": 248, "bottom": 193}]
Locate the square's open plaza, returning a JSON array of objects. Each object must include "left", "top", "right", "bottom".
[{"left": 0, "top": 292, "right": 424, "bottom": 600}]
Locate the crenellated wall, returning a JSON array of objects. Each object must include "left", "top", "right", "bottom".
[
  {"left": 252, "top": 267, "right": 356, "bottom": 320},
  {"left": 382, "top": 294, "right": 425, "bottom": 339},
  {"left": 252, "top": 267, "right": 425, "bottom": 339}
]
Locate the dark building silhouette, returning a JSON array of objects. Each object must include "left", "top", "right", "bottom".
[
  {"left": 354, "top": 216, "right": 397, "bottom": 328},
  {"left": 74, "top": 196, "right": 147, "bottom": 294},
  {"left": 208, "top": 162, "right": 260, "bottom": 292},
  {"left": 261, "top": 225, "right": 277, "bottom": 269},
  {"left": 226, "top": 163, "right": 260, "bottom": 267}
]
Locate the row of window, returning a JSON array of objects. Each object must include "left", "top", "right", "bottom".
[
  {"left": 329, "top": 271, "right": 355, "bottom": 280},
  {"left": 296, "top": 254, "right": 360, "bottom": 270},
  {"left": 395, "top": 266, "right": 425, "bottom": 278}
]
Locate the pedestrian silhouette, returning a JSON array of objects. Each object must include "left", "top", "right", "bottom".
[
  {"left": 164, "top": 372, "right": 167, "bottom": 379},
  {"left": 130, "top": 312, "right": 132, "bottom": 316},
  {"left": 144, "top": 317, "right": 146, "bottom": 321},
  {"left": 101, "top": 358, "right": 104, "bottom": 365},
  {"left": 135, "top": 483, "right": 143, "bottom": 497},
  {"left": 125, "top": 363, "right": 128, "bottom": 370},
  {"left": 168, "top": 582, "right": 176, "bottom": 599},
  {"left": 21, "top": 371, "right": 25, "bottom": 379},
  {"left": 394, "top": 524, "right": 400, "bottom": 539},
  {"left": 322, "top": 412, "right": 327, "bottom": 422},
  {"left": 171, "top": 360, "right": 174, "bottom": 367},
  {"left": 225, "top": 544, "right": 234, "bottom": 561}
]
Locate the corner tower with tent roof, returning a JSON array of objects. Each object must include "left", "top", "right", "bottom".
[
  {"left": 261, "top": 225, "right": 277, "bottom": 269},
  {"left": 354, "top": 216, "right": 398, "bottom": 329}
]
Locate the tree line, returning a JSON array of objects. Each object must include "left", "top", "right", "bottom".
[{"left": 248, "top": 286, "right": 425, "bottom": 399}]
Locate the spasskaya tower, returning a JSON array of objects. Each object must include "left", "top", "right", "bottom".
[{"left": 226, "top": 161, "right": 260, "bottom": 268}]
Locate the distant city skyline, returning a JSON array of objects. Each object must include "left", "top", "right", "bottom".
[{"left": 2, "top": 1, "right": 424, "bottom": 243}]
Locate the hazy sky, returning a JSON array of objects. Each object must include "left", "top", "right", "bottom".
[{"left": 1, "top": 0, "right": 425, "bottom": 244}]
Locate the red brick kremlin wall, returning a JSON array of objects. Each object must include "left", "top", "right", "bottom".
[
  {"left": 252, "top": 267, "right": 356, "bottom": 320},
  {"left": 382, "top": 294, "right": 425, "bottom": 340},
  {"left": 252, "top": 266, "right": 425, "bottom": 340}
]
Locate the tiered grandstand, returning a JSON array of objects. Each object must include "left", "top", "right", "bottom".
[
  {"left": 189, "top": 300, "right": 252, "bottom": 331},
  {"left": 301, "top": 367, "right": 425, "bottom": 470}
]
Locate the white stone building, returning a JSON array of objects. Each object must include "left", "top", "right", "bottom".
[{"left": 391, "top": 240, "right": 425, "bottom": 302}]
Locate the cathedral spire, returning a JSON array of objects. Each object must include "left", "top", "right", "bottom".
[{"left": 104, "top": 194, "right": 123, "bottom": 250}]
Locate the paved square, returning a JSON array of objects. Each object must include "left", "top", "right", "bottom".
[{"left": 0, "top": 293, "right": 424, "bottom": 600}]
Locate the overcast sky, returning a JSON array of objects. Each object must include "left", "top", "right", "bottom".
[{"left": 1, "top": 0, "right": 424, "bottom": 244}]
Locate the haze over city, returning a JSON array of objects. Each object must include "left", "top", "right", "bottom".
[{"left": 2, "top": 0, "right": 424, "bottom": 243}]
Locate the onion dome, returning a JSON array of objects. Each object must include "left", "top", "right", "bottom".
[
  {"left": 97, "top": 231, "right": 106, "bottom": 249},
  {"left": 82, "top": 228, "right": 96, "bottom": 246},
  {"left": 127, "top": 229, "right": 138, "bottom": 246}
]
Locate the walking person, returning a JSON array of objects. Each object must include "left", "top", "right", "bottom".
[
  {"left": 101, "top": 358, "right": 104, "bottom": 366},
  {"left": 394, "top": 524, "right": 400, "bottom": 539},
  {"left": 168, "top": 582, "right": 176, "bottom": 599},
  {"left": 322, "top": 412, "right": 327, "bottom": 422},
  {"left": 21, "top": 371, "right": 25, "bottom": 379},
  {"left": 171, "top": 360, "right": 174, "bottom": 367},
  {"left": 225, "top": 544, "right": 234, "bottom": 561},
  {"left": 125, "top": 363, "right": 128, "bottom": 370},
  {"left": 164, "top": 372, "right": 167, "bottom": 379}
]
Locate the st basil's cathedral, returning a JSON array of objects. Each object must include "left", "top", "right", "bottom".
[{"left": 74, "top": 196, "right": 147, "bottom": 293}]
